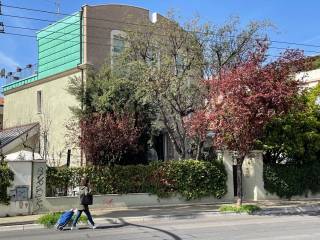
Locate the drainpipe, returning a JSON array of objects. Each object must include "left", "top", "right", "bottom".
[
  {"left": 80, "top": 66, "right": 84, "bottom": 167},
  {"left": 80, "top": 7, "right": 83, "bottom": 67},
  {"left": 79, "top": 6, "right": 84, "bottom": 166}
]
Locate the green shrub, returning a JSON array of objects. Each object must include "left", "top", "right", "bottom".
[
  {"left": 37, "top": 212, "right": 87, "bottom": 228},
  {"left": 111, "top": 164, "right": 156, "bottom": 194},
  {"left": 263, "top": 163, "right": 320, "bottom": 199},
  {"left": 163, "top": 160, "right": 227, "bottom": 200},
  {"left": 219, "top": 204, "right": 261, "bottom": 214},
  {"left": 0, "top": 162, "right": 14, "bottom": 205},
  {"left": 46, "top": 160, "right": 227, "bottom": 200}
]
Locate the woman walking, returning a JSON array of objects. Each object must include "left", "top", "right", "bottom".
[{"left": 71, "top": 177, "right": 96, "bottom": 229}]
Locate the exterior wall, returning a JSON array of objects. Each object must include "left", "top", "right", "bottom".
[
  {"left": 220, "top": 151, "right": 236, "bottom": 200},
  {"left": 3, "top": 71, "right": 82, "bottom": 166},
  {"left": 0, "top": 159, "right": 46, "bottom": 217},
  {"left": 1, "top": 161, "right": 33, "bottom": 217},
  {"left": 8, "top": 161, "right": 33, "bottom": 199},
  {"left": 221, "top": 150, "right": 265, "bottom": 201},
  {"left": 32, "top": 161, "right": 47, "bottom": 214},
  {"left": 2, "top": 5, "right": 168, "bottom": 166},
  {"left": 0, "top": 202, "right": 30, "bottom": 217},
  {"left": 242, "top": 152, "right": 265, "bottom": 201},
  {"left": 297, "top": 68, "right": 320, "bottom": 88},
  {"left": 2, "top": 5, "right": 161, "bottom": 166},
  {"left": 84, "top": 4, "right": 156, "bottom": 69}
]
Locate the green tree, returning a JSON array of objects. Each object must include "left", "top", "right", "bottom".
[
  {"left": 115, "top": 14, "right": 269, "bottom": 159},
  {"left": 68, "top": 67, "right": 155, "bottom": 164},
  {"left": 262, "top": 83, "right": 320, "bottom": 165},
  {"left": 0, "top": 162, "right": 14, "bottom": 205}
]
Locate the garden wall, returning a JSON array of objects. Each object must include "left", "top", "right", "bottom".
[{"left": 43, "top": 193, "right": 232, "bottom": 213}]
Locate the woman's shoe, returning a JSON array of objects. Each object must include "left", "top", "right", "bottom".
[{"left": 71, "top": 226, "right": 78, "bottom": 230}]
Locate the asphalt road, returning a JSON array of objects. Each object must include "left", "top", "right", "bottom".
[{"left": 1, "top": 214, "right": 320, "bottom": 240}]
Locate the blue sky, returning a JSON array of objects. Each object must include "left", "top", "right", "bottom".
[{"left": 1, "top": 0, "right": 320, "bottom": 87}]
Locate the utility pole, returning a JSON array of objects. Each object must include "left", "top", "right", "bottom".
[
  {"left": 0, "top": 0, "right": 4, "bottom": 33},
  {"left": 0, "top": 1, "right": 4, "bottom": 33},
  {"left": 0, "top": 22, "right": 4, "bottom": 33}
]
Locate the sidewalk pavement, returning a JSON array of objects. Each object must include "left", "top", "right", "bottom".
[{"left": 0, "top": 199, "right": 320, "bottom": 231}]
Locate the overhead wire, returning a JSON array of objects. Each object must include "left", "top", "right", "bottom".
[
  {"left": 4, "top": 24, "right": 320, "bottom": 53},
  {"left": 1, "top": 2, "right": 318, "bottom": 78},
  {"left": 3, "top": 3, "right": 320, "bottom": 50},
  {"left": 3, "top": 31, "right": 319, "bottom": 58},
  {"left": 1, "top": 30, "right": 285, "bottom": 71}
]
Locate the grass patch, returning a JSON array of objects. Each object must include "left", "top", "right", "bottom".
[
  {"left": 219, "top": 204, "right": 261, "bottom": 214},
  {"left": 37, "top": 212, "right": 87, "bottom": 228}
]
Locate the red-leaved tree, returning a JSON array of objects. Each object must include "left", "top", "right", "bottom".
[
  {"left": 79, "top": 113, "right": 141, "bottom": 165},
  {"left": 201, "top": 44, "right": 310, "bottom": 205}
]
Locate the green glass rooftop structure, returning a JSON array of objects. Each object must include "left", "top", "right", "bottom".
[{"left": 3, "top": 12, "right": 82, "bottom": 92}]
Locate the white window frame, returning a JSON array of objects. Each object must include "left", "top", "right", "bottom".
[{"left": 110, "top": 30, "right": 127, "bottom": 66}]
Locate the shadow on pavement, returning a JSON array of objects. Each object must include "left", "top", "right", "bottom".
[
  {"left": 93, "top": 204, "right": 221, "bottom": 219},
  {"left": 65, "top": 218, "right": 182, "bottom": 240},
  {"left": 119, "top": 219, "right": 182, "bottom": 240},
  {"left": 251, "top": 210, "right": 320, "bottom": 217}
]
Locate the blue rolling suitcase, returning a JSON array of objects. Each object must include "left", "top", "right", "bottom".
[{"left": 55, "top": 210, "right": 74, "bottom": 230}]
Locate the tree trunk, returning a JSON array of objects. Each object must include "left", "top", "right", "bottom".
[
  {"left": 195, "top": 141, "right": 203, "bottom": 160},
  {"left": 180, "top": 150, "right": 186, "bottom": 160},
  {"left": 236, "top": 157, "right": 244, "bottom": 207}
]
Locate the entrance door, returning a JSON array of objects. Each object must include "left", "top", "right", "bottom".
[{"left": 154, "top": 133, "right": 164, "bottom": 160}]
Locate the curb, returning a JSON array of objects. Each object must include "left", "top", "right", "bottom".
[
  {"left": 0, "top": 224, "right": 45, "bottom": 232},
  {"left": 255, "top": 206, "right": 320, "bottom": 215}
]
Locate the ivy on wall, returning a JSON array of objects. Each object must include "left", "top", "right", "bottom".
[{"left": 264, "top": 163, "right": 320, "bottom": 199}]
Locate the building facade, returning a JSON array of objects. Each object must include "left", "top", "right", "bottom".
[
  {"left": 2, "top": 4, "right": 174, "bottom": 166},
  {"left": 297, "top": 68, "right": 320, "bottom": 88}
]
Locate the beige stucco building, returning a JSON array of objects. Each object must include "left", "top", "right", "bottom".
[
  {"left": 297, "top": 68, "right": 320, "bottom": 88},
  {"left": 1, "top": 4, "right": 171, "bottom": 166}
]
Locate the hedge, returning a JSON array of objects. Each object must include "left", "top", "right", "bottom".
[
  {"left": 47, "top": 160, "right": 227, "bottom": 200},
  {"left": 0, "top": 162, "right": 14, "bottom": 205},
  {"left": 264, "top": 163, "right": 320, "bottom": 199}
]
